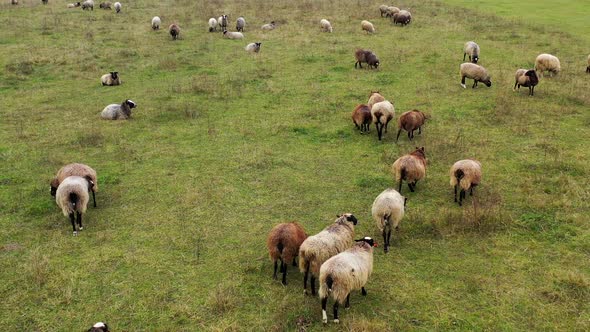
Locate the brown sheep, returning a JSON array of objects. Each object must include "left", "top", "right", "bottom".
[
  {"left": 50, "top": 163, "right": 98, "bottom": 207},
  {"left": 169, "top": 24, "right": 180, "bottom": 40},
  {"left": 391, "top": 147, "right": 426, "bottom": 194},
  {"left": 351, "top": 104, "right": 372, "bottom": 134},
  {"left": 513, "top": 69, "right": 539, "bottom": 96},
  {"left": 354, "top": 49, "right": 380, "bottom": 69},
  {"left": 396, "top": 109, "right": 427, "bottom": 142},
  {"left": 450, "top": 159, "right": 482, "bottom": 206},
  {"left": 267, "top": 222, "right": 307, "bottom": 285}
]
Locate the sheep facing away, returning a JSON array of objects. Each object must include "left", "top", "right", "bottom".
[
  {"left": 98, "top": 2, "right": 110, "bottom": 9},
  {"left": 319, "top": 237, "right": 376, "bottom": 324},
  {"left": 392, "top": 147, "right": 427, "bottom": 194},
  {"left": 100, "top": 99, "right": 137, "bottom": 120},
  {"left": 299, "top": 213, "right": 358, "bottom": 296},
  {"left": 396, "top": 109, "right": 427, "bottom": 142},
  {"left": 354, "top": 49, "right": 380, "bottom": 69},
  {"left": 56, "top": 176, "right": 91, "bottom": 235},
  {"left": 351, "top": 104, "right": 371, "bottom": 134},
  {"left": 450, "top": 159, "right": 482, "bottom": 206},
  {"left": 169, "top": 24, "right": 180, "bottom": 40},
  {"left": 81, "top": 0, "right": 93, "bottom": 10},
  {"left": 261, "top": 21, "right": 276, "bottom": 31},
  {"left": 379, "top": 5, "right": 388, "bottom": 17},
  {"left": 101, "top": 72, "right": 120, "bottom": 86},
  {"left": 245, "top": 42, "right": 261, "bottom": 53},
  {"left": 113, "top": 1, "right": 121, "bottom": 13},
  {"left": 460, "top": 63, "right": 491, "bottom": 88},
  {"left": 513, "top": 69, "right": 539, "bottom": 96},
  {"left": 266, "top": 222, "right": 307, "bottom": 285},
  {"left": 535, "top": 53, "right": 560, "bottom": 77},
  {"left": 208, "top": 18, "right": 217, "bottom": 32},
  {"left": 463, "top": 41, "right": 480, "bottom": 64},
  {"left": 320, "top": 19, "right": 333, "bottom": 33},
  {"left": 361, "top": 20, "right": 375, "bottom": 33},
  {"left": 371, "top": 100, "right": 394, "bottom": 141},
  {"left": 223, "top": 30, "right": 244, "bottom": 39},
  {"left": 372, "top": 189, "right": 405, "bottom": 252},
  {"left": 367, "top": 91, "right": 385, "bottom": 109},
  {"left": 151, "top": 16, "right": 161, "bottom": 30},
  {"left": 236, "top": 16, "right": 246, "bottom": 32},
  {"left": 88, "top": 322, "right": 110, "bottom": 332},
  {"left": 392, "top": 10, "right": 411, "bottom": 25},
  {"left": 50, "top": 163, "right": 98, "bottom": 208}
]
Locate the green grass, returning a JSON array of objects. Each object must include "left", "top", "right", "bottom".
[{"left": 0, "top": 0, "right": 589, "bottom": 330}]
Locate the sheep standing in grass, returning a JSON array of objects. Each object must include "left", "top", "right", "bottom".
[
  {"left": 354, "top": 49, "right": 380, "bottom": 69},
  {"left": 236, "top": 16, "right": 246, "bottom": 32},
  {"left": 535, "top": 53, "right": 560, "bottom": 76},
  {"left": 99, "top": 2, "right": 111, "bottom": 9},
  {"left": 392, "top": 147, "right": 426, "bottom": 194},
  {"left": 367, "top": 91, "right": 385, "bottom": 109},
  {"left": 81, "top": 0, "right": 93, "bottom": 10},
  {"left": 513, "top": 69, "right": 539, "bottom": 96},
  {"left": 223, "top": 30, "right": 244, "bottom": 39},
  {"left": 169, "top": 24, "right": 180, "bottom": 40},
  {"left": 371, "top": 100, "right": 394, "bottom": 141},
  {"left": 392, "top": 10, "right": 411, "bottom": 25},
  {"left": 51, "top": 163, "right": 98, "bottom": 208},
  {"left": 379, "top": 5, "right": 388, "bottom": 17},
  {"left": 56, "top": 176, "right": 91, "bottom": 236},
  {"left": 245, "top": 42, "right": 261, "bottom": 53},
  {"left": 372, "top": 189, "right": 405, "bottom": 252},
  {"left": 208, "top": 18, "right": 218, "bottom": 32},
  {"left": 320, "top": 19, "right": 333, "bottom": 33},
  {"left": 267, "top": 222, "right": 307, "bottom": 285},
  {"left": 101, "top": 99, "right": 137, "bottom": 120},
  {"left": 352, "top": 104, "right": 371, "bottom": 134},
  {"left": 67, "top": 2, "right": 80, "bottom": 8},
  {"left": 113, "top": 1, "right": 121, "bottom": 12},
  {"left": 460, "top": 63, "right": 491, "bottom": 88},
  {"left": 450, "top": 159, "right": 482, "bottom": 206},
  {"left": 463, "top": 41, "right": 480, "bottom": 64},
  {"left": 396, "top": 109, "right": 427, "bottom": 142},
  {"left": 261, "top": 21, "right": 276, "bottom": 31},
  {"left": 218, "top": 15, "right": 228, "bottom": 31},
  {"left": 88, "top": 322, "right": 110, "bottom": 332},
  {"left": 319, "top": 237, "right": 376, "bottom": 324},
  {"left": 101, "top": 72, "right": 120, "bottom": 86},
  {"left": 361, "top": 20, "right": 375, "bottom": 33},
  {"left": 299, "top": 213, "right": 358, "bottom": 296},
  {"left": 385, "top": 6, "right": 400, "bottom": 18},
  {"left": 151, "top": 16, "right": 161, "bottom": 30}
]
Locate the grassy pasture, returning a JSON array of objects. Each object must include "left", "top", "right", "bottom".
[{"left": 0, "top": 0, "right": 589, "bottom": 330}]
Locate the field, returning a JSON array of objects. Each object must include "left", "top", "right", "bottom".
[{"left": 0, "top": 0, "right": 589, "bottom": 330}]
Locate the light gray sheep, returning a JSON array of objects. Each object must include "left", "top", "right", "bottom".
[
  {"left": 361, "top": 20, "right": 375, "bottom": 33},
  {"left": 56, "top": 176, "right": 91, "bottom": 235},
  {"left": 460, "top": 63, "right": 491, "bottom": 88},
  {"left": 379, "top": 5, "right": 388, "bottom": 17},
  {"left": 371, "top": 100, "right": 394, "bottom": 141},
  {"left": 372, "top": 189, "right": 405, "bottom": 252},
  {"left": 100, "top": 99, "right": 137, "bottom": 120},
  {"left": 101, "top": 72, "right": 120, "bottom": 86},
  {"left": 152, "top": 16, "right": 161, "bottom": 30},
  {"left": 236, "top": 16, "right": 246, "bottom": 32},
  {"left": 208, "top": 18, "right": 217, "bottom": 32},
  {"left": 261, "top": 21, "right": 276, "bottom": 31},
  {"left": 245, "top": 42, "right": 261, "bottom": 53},
  {"left": 535, "top": 53, "right": 560, "bottom": 76},
  {"left": 385, "top": 6, "right": 400, "bottom": 18},
  {"left": 50, "top": 163, "right": 98, "bottom": 207},
  {"left": 223, "top": 30, "right": 244, "bottom": 39},
  {"left": 113, "top": 1, "right": 121, "bottom": 13},
  {"left": 367, "top": 91, "right": 385, "bottom": 109},
  {"left": 450, "top": 159, "right": 482, "bottom": 206},
  {"left": 81, "top": 0, "right": 93, "bottom": 10},
  {"left": 67, "top": 2, "right": 80, "bottom": 8},
  {"left": 463, "top": 41, "right": 480, "bottom": 64},
  {"left": 320, "top": 19, "right": 333, "bottom": 33}
]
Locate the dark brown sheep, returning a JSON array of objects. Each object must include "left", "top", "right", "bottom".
[
  {"left": 352, "top": 104, "right": 372, "bottom": 134},
  {"left": 396, "top": 109, "right": 427, "bottom": 142},
  {"left": 267, "top": 222, "right": 307, "bottom": 285},
  {"left": 354, "top": 49, "right": 380, "bottom": 69}
]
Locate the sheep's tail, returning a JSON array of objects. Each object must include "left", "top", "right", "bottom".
[
  {"left": 400, "top": 168, "right": 407, "bottom": 181},
  {"left": 69, "top": 192, "right": 79, "bottom": 212},
  {"left": 277, "top": 242, "right": 284, "bottom": 255},
  {"left": 326, "top": 274, "right": 334, "bottom": 292}
]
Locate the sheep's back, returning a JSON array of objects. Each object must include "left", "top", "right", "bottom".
[
  {"left": 56, "top": 176, "right": 90, "bottom": 216},
  {"left": 372, "top": 189, "right": 405, "bottom": 231},
  {"left": 56, "top": 163, "right": 98, "bottom": 192},
  {"left": 267, "top": 222, "right": 307, "bottom": 262},
  {"left": 393, "top": 154, "right": 426, "bottom": 182},
  {"left": 371, "top": 101, "right": 394, "bottom": 124},
  {"left": 319, "top": 247, "right": 373, "bottom": 303},
  {"left": 450, "top": 159, "right": 481, "bottom": 190},
  {"left": 101, "top": 104, "right": 123, "bottom": 119},
  {"left": 299, "top": 225, "right": 354, "bottom": 276}
]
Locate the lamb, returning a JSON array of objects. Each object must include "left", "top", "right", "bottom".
[
  {"left": 320, "top": 19, "right": 333, "bottom": 33},
  {"left": 169, "top": 24, "right": 180, "bottom": 40},
  {"left": 392, "top": 147, "right": 426, "bottom": 194},
  {"left": 81, "top": 0, "right": 93, "bottom": 10},
  {"left": 513, "top": 69, "right": 539, "bottom": 96},
  {"left": 223, "top": 30, "right": 244, "bottom": 40},
  {"left": 56, "top": 176, "right": 91, "bottom": 236},
  {"left": 351, "top": 104, "right": 371, "bottom": 134},
  {"left": 299, "top": 213, "right": 358, "bottom": 296},
  {"left": 113, "top": 1, "right": 121, "bottom": 13},
  {"left": 67, "top": 2, "right": 81, "bottom": 8},
  {"left": 463, "top": 41, "right": 480, "bottom": 64},
  {"left": 392, "top": 10, "right": 411, "bottom": 25},
  {"left": 372, "top": 189, "right": 405, "bottom": 252},
  {"left": 354, "top": 49, "right": 380, "bottom": 69},
  {"left": 361, "top": 20, "right": 375, "bottom": 33},
  {"left": 208, "top": 18, "right": 217, "bottom": 32},
  {"left": 460, "top": 63, "right": 491, "bottom": 89},
  {"left": 535, "top": 53, "right": 560, "bottom": 76},
  {"left": 100, "top": 72, "right": 120, "bottom": 86},
  {"left": 319, "top": 237, "right": 376, "bottom": 324},
  {"left": 100, "top": 99, "right": 137, "bottom": 120},
  {"left": 450, "top": 159, "right": 482, "bottom": 206},
  {"left": 385, "top": 6, "right": 400, "bottom": 18},
  {"left": 266, "top": 222, "right": 307, "bottom": 285},
  {"left": 379, "top": 5, "right": 388, "bottom": 17},
  {"left": 261, "top": 21, "right": 276, "bottom": 31},
  {"left": 218, "top": 15, "right": 228, "bottom": 31},
  {"left": 50, "top": 163, "right": 98, "bottom": 208},
  {"left": 587, "top": 54, "right": 590, "bottom": 73},
  {"left": 98, "top": 2, "right": 110, "bottom": 9},
  {"left": 88, "top": 322, "right": 110, "bottom": 332},
  {"left": 367, "top": 91, "right": 385, "bottom": 109},
  {"left": 245, "top": 42, "right": 261, "bottom": 53},
  {"left": 371, "top": 100, "right": 394, "bottom": 141},
  {"left": 151, "top": 16, "right": 161, "bottom": 30},
  {"left": 396, "top": 109, "right": 427, "bottom": 142},
  {"left": 236, "top": 16, "right": 246, "bottom": 32}
]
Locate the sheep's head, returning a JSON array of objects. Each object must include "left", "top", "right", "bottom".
[
  {"left": 223, "top": 30, "right": 228, "bottom": 35},
  {"left": 525, "top": 70, "right": 538, "bottom": 85},
  {"left": 472, "top": 56, "right": 479, "bottom": 64},
  {"left": 483, "top": 79, "right": 492, "bottom": 87},
  {"left": 336, "top": 213, "right": 358, "bottom": 225},
  {"left": 412, "top": 146, "right": 426, "bottom": 159},
  {"left": 125, "top": 99, "right": 136, "bottom": 109},
  {"left": 110, "top": 72, "right": 118, "bottom": 80},
  {"left": 87, "top": 322, "right": 109, "bottom": 332},
  {"left": 355, "top": 237, "right": 377, "bottom": 248},
  {"left": 50, "top": 178, "right": 59, "bottom": 197}
]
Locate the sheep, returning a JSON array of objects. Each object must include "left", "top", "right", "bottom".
[
  {"left": 88, "top": 322, "right": 110, "bottom": 332},
  {"left": 351, "top": 104, "right": 371, "bottom": 134},
  {"left": 392, "top": 10, "right": 411, "bottom": 25},
  {"left": 513, "top": 69, "right": 539, "bottom": 96},
  {"left": 385, "top": 6, "right": 400, "bottom": 18},
  {"left": 535, "top": 53, "right": 560, "bottom": 77},
  {"left": 223, "top": 30, "right": 244, "bottom": 40},
  {"left": 367, "top": 91, "right": 385, "bottom": 109},
  {"left": 392, "top": 147, "right": 426, "bottom": 194},
  {"left": 266, "top": 222, "right": 307, "bottom": 285},
  {"left": 320, "top": 19, "right": 333, "bottom": 33},
  {"left": 587, "top": 54, "right": 590, "bottom": 73},
  {"left": 56, "top": 176, "right": 91, "bottom": 236},
  {"left": 450, "top": 159, "right": 482, "bottom": 206},
  {"left": 245, "top": 42, "right": 261, "bottom": 53},
  {"left": 151, "top": 16, "right": 161, "bottom": 30},
  {"left": 42, "top": 0, "right": 48, "bottom": 4},
  {"left": 100, "top": 72, "right": 120, "bottom": 86},
  {"left": 208, "top": 18, "right": 217, "bottom": 32},
  {"left": 319, "top": 237, "right": 376, "bottom": 324},
  {"left": 371, "top": 100, "right": 394, "bottom": 141},
  {"left": 261, "top": 21, "right": 276, "bottom": 31},
  {"left": 113, "top": 1, "right": 120, "bottom": 13},
  {"left": 98, "top": 2, "right": 110, "bottom": 9},
  {"left": 169, "top": 24, "right": 180, "bottom": 40},
  {"left": 100, "top": 99, "right": 137, "bottom": 120},
  {"left": 463, "top": 41, "right": 480, "bottom": 64},
  {"left": 298, "top": 213, "right": 358, "bottom": 296},
  {"left": 361, "top": 20, "right": 375, "bottom": 34},
  {"left": 218, "top": 15, "right": 228, "bottom": 31},
  {"left": 396, "top": 109, "right": 427, "bottom": 142},
  {"left": 50, "top": 163, "right": 98, "bottom": 208},
  {"left": 11, "top": 0, "right": 18, "bottom": 5},
  {"left": 67, "top": 2, "right": 81, "bottom": 8},
  {"left": 354, "top": 49, "right": 380, "bottom": 69},
  {"left": 81, "top": 0, "right": 93, "bottom": 10},
  {"left": 372, "top": 189, "right": 405, "bottom": 252},
  {"left": 379, "top": 5, "right": 388, "bottom": 17},
  {"left": 236, "top": 16, "right": 246, "bottom": 32},
  {"left": 460, "top": 63, "right": 491, "bottom": 89}
]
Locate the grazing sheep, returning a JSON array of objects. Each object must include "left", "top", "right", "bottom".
[
  {"left": 67, "top": 2, "right": 81, "bottom": 8},
  {"left": 169, "top": 24, "right": 180, "bottom": 40},
  {"left": 100, "top": 99, "right": 137, "bottom": 120},
  {"left": 50, "top": 163, "right": 98, "bottom": 208},
  {"left": 372, "top": 189, "right": 405, "bottom": 252},
  {"left": 236, "top": 16, "right": 246, "bottom": 32},
  {"left": 460, "top": 63, "right": 491, "bottom": 89},
  {"left": 113, "top": 1, "right": 120, "bottom": 13},
  {"left": 371, "top": 100, "right": 394, "bottom": 141},
  {"left": 513, "top": 69, "right": 539, "bottom": 96},
  {"left": 396, "top": 109, "right": 427, "bottom": 142},
  {"left": 385, "top": 6, "right": 400, "bottom": 18},
  {"left": 218, "top": 15, "right": 228, "bottom": 31},
  {"left": 463, "top": 41, "right": 480, "bottom": 64},
  {"left": 151, "top": 16, "right": 161, "bottom": 30},
  {"left": 367, "top": 91, "right": 385, "bottom": 109},
  {"left": 98, "top": 2, "right": 110, "bottom": 9},
  {"left": 587, "top": 54, "right": 590, "bottom": 73},
  {"left": 267, "top": 222, "right": 307, "bottom": 285},
  {"left": 81, "top": 0, "right": 93, "bottom": 10},
  {"left": 392, "top": 10, "right": 411, "bottom": 25},
  {"left": 261, "top": 21, "right": 276, "bottom": 31},
  {"left": 450, "top": 159, "right": 482, "bottom": 206},
  {"left": 299, "top": 213, "right": 358, "bottom": 296},
  {"left": 56, "top": 176, "right": 91, "bottom": 236},
  {"left": 535, "top": 53, "right": 560, "bottom": 77},
  {"left": 88, "top": 322, "right": 110, "bottom": 332},
  {"left": 11, "top": 0, "right": 18, "bottom": 5},
  {"left": 379, "top": 5, "right": 388, "bottom": 17},
  {"left": 361, "top": 20, "right": 375, "bottom": 33},
  {"left": 319, "top": 237, "right": 376, "bottom": 324},
  {"left": 208, "top": 17, "right": 217, "bottom": 32},
  {"left": 354, "top": 49, "right": 380, "bottom": 69},
  {"left": 320, "top": 19, "right": 333, "bottom": 33},
  {"left": 392, "top": 147, "right": 426, "bottom": 194},
  {"left": 223, "top": 30, "right": 244, "bottom": 40},
  {"left": 100, "top": 72, "right": 120, "bottom": 86},
  {"left": 245, "top": 42, "right": 261, "bottom": 53},
  {"left": 351, "top": 104, "right": 372, "bottom": 134}
]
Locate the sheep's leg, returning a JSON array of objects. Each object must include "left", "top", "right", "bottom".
[
  {"left": 398, "top": 180, "right": 402, "bottom": 194},
  {"left": 408, "top": 182, "right": 414, "bottom": 192},
  {"left": 292, "top": 257, "right": 297, "bottom": 266},
  {"left": 303, "top": 266, "right": 309, "bottom": 294},
  {"left": 69, "top": 213, "right": 77, "bottom": 235},
  {"left": 382, "top": 228, "right": 388, "bottom": 253},
  {"left": 279, "top": 258, "right": 285, "bottom": 273},
  {"left": 396, "top": 129, "right": 402, "bottom": 142},
  {"left": 470, "top": 187, "right": 474, "bottom": 196},
  {"left": 461, "top": 75, "right": 466, "bottom": 89},
  {"left": 345, "top": 294, "right": 350, "bottom": 309},
  {"left": 387, "top": 229, "right": 392, "bottom": 250},
  {"left": 281, "top": 261, "right": 288, "bottom": 286},
  {"left": 418, "top": 126, "right": 422, "bottom": 135},
  {"left": 530, "top": 86, "right": 534, "bottom": 96},
  {"left": 321, "top": 297, "right": 328, "bottom": 323},
  {"left": 77, "top": 211, "right": 83, "bottom": 230},
  {"left": 376, "top": 122, "right": 382, "bottom": 140},
  {"left": 333, "top": 301, "right": 339, "bottom": 323},
  {"left": 454, "top": 185, "right": 458, "bottom": 202},
  {"left": 273, "top": 261, "right": 278, "bottom": 279},
  {"left": 463, "top": 53, "right": 466, "bottom": 61},
  {"left": 513, "top": 81, "right": 518, "bottom": 91},
  {"left": 459, "top": 189, "right": 465, "bottom": 206},
  {"left": 361, "top": 287, "right": 367, "bottom": 296},
  {"left": 311, "top": 276, "right": 316, "bottom": 296},
  {"left": 472, "top": 80, "right": 477, "bottom": 88},
  {"left": 384, "top": 119, "right": 390, "bottom": 133},
  {"left": 409, "top": 130, "right": 413, "bottom": 140},
  {"left": 92, "top": 191, "right": 96, "bottom": 208}
]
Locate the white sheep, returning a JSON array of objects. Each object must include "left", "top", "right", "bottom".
[
  {"left": 151, "top": 16, "right": 161, "bottom": 30},
  {"left": 218, "top": 15, "right": 228, "bottom": 31},
  {"left": 113, "top": 1, "right": 121, "bottom": 13},
  {"left": 56, "top": 176, "right": 91, "bottom": 236},
  {"left": 298, "top": 213, "right": 358, "bottom": 296},
  {"left": 460, "top": 63, "right": 491, "bottom": 88},
  {"left": 320, "top": 19, "right": 333, "bottom": 33},
  {"left": 450, "top": 159, "right": 482, "bottom": 206},
  {"left": 223, "top": 30, "right": 244, "bottom": 40},
  {"left": 371, "top": 189, "right": 405, "bottom": 252},
  {"left": 236, "top": 16, "right": 246, "bottom": 32},
  {"left": 463, "top": 41, "right": 480, "bottom": 64},
  {"left": 81, "top": 0, "right": 93, "bottom": 10},
  {"left": 50, "top": 163, "right": 98, "bottom": 208},
  {"left": 100, "top": 72, "right": 120, "bottom": 86},
  {"left": 208, "top": 18, "right": 218, "bottom": 32},
  {"left": 245, "top": 42, "right": 261, "bottom": 53},
  {"left": 100, "top": 99, "right": 137, "bottom": 120},
  {"left": 378, "top": 4, "right": 388, "bottom": 17},
  {"left": 261, "top": 21, "right": 276, "bottom": 31},
  {"left": 67, "top": 2, "right": 80, "bottom": 8},
  {"left": 319, "top": 237, "right": 376, "bottom": 324},
  {"left": 535, "top": 53, "right": 560, "bottom": 77},
  {"left": 371, "top": 100, "right": 394, "bottom": 141},
  {"left": 361, "top": 20, "right": 375, "bottom": 33}
]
